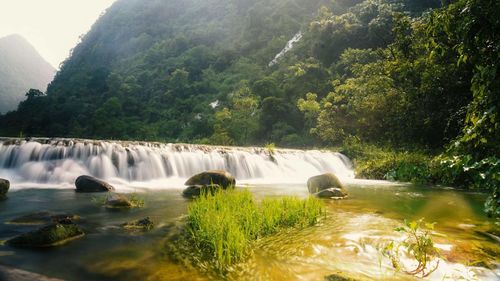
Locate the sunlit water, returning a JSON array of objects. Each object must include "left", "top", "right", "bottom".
[{"left": 0, "top": 183, "right": 498, "bottom": 281}]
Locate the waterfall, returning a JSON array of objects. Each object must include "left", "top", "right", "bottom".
[
  {"left": 0, "top": 138, "right": 354, "bottom": 189},
  {"left": 269, "top": 32, "right": 303, "bottom": 67}
]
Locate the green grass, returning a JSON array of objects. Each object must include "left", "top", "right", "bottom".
[{"left": 186, "top": 189, "right": 325, "bottom": 271}]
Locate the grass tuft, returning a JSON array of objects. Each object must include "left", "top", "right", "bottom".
[{"left": 186, "top": 188, "right": 325, "bottom": 272}]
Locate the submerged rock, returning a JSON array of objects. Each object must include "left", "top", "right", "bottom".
[
  {"left": 75, "top": 175, "right": 114, "bottom": 193},
  {"left": 307, "top": 173, "right": 347, "bottom": 198},
  {"left": 105, "top": 194, "right": 132, "bottom": 209},
  {"left": 315, "top": 188, "right": 348, "bottom": 199},
  {"left": 0, "top": 265, "right": 65, "bottom": 281},
  {"left": 7, "top": 223, "right": 84, "bottom": 248},
  {"left": 8, "top": 212, "right": 80, "bottom": 225},
  {"left": 185, "top": 170, "right": 235, "bottom": 189},
  {"left": 105, "top": 193, "right": 143, "bottom": 209},
  {"left": 324, "top": 273, "right": 358, "bottom": 281},
  {"left": 122, "top": 217, "right": 154, "bottom": 231},
  {"left": 0, "top": 178, "right": 10, "bottom": 199}
]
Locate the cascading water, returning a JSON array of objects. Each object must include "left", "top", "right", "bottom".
[
  {"left": 268, "top": 31, "right": 303, "bottom": 67},
  {"left": 0, "top": 138, "right": 354, "bottom": 189}
]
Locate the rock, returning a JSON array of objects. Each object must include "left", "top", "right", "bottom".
[
  {"left": 315, "top": 188, "right": 348, "bottom": 199},
  {"left": 0, "top": 178, "right": 10, "bottom": 199},
  {"left": 182, "top": 185, "right": 220, "bottom": 198},
  {"left": 105, "top": 193, "right": 133, "bottom": 209},
  {"left": 122, "top": 217, "right": 154, "bottom": 231},
  {"left": 307, "top": 173, "right": 346, "bottom": 194},
  {"left": 75, "top": 175, "right": 114, "bottom": 193},
  {"left": 7, "top": 223, "right": 85, "bottom": 248},
  {"left": 8, "top": 212, "right": 81, "bottom": 225},
  {"left": 185, "top": 170, "right": 235, "bottom": 189},
  {"left": 0, "top": 265, "right": 65, "bottom": 281}
]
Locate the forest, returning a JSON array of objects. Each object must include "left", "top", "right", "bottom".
[{"left": 0, "top": 0, "right": 498, "bottom": 215}]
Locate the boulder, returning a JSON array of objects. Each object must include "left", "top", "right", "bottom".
[
  {"left": 0, "top": 178, "right": 10, "bottom": 199},
  {"left": 315, "top": 188, "right": 348, "bottom": 199},
  {"left": 307, "top": 173, "right": 346, "bottom": 194},
  {"left": 75, "top": 175, "right": 114, "bottom": 193},
  {"left": 182, "top": 185, "right": 220, "bottom": 198},
  {"left": 8, "top": 212, "right": 80, "bottom": 225},
  {"left": 7, "top": 223, "right": 84, "bottom": 248},
  {"left": 0, "top": 265, "right": 65, "bottom": 281},
  {"left": 185, "top": 170, "right": 235, "bottom": 189},
  {"left": 122, "top": 217, "right": 154, "bottom": 231}
]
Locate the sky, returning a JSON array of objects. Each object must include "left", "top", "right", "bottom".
[{"left": 0, "top": 0, "right": 117, "bottom": 69}]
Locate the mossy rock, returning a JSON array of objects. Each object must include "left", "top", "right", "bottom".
[
  {"left": 0, "top": 178, "right": 10, "bottom": 199},
  {"left": 7, "top": 212, "right": 81, "bottom": 225},
  {"left": 307, "top": 173, "right": 346, "bottom": 194},
  {"left": 122, "top": 217, "right": 154, "bottom": 231},
  {"left": 185, "top": 170, "right": 235, "bottom": 189},
  {"left": 105, "top": 193, "right": 143, "bottom": 209},
  {"left": 7, "top": 223, "right": 85, "bottom": 248},
  {"left": 75, "top": 175, "right": 114, "bottom": 193}
]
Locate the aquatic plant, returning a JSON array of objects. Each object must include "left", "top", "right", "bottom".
[
  {"left": 186, "top": 189, "right": 325, "bottom": 272},
  {"left": 384, "top": 219, "right": 440, "bottom": 277},
  {"left": 265, "top": 142, "right": 276, "bottom": 155}
]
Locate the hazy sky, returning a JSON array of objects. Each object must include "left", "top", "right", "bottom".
[{"left": 0, "top": 0, "right": 117, "bottom": 68}]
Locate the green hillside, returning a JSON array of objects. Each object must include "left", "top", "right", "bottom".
[{"left": 0, "top": 0, "right": 440, "bottom": 144}]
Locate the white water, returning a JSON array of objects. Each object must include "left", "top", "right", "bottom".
[
  {"left": 0, "top": 138, "right": 354, "bottom": 190},
  {"left": 269, "top": 31, "right": 303, "bottom": 67}
]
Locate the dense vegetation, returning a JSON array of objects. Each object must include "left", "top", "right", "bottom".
[
  {"left": 185, "top": 189, "right": 324, "bottom": 274},
  {"left": 0, "top": 0, "right": 497, "bottom": 214},
  {"left": 0, "top": 34, "right": 55, "bottom": 114}
]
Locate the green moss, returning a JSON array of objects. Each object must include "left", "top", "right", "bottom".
[
  {"left": 185, "top": 189, "right": 325, "bottom": 273},
  {"left": 8, "top": 223, "right": 85, "bottom": 247}
]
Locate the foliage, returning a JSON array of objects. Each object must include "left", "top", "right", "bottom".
[
  {"left": 430, "top": 155, "right": 500, "bottom": 217},
  {"left": 186, "top": 189, "right": 325, "bottom": 273},
  {"left": 384, "top": 219, "right": 440, "bottom": 277},
  {"left": 341, "top": 138, "right": 432, "bottom": 182}
]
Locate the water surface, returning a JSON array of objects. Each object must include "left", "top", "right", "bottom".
[{"left": 0, "top": 182, "right": 498, "bottom": 281}]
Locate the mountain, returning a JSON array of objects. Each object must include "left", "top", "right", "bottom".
[
  {"left": 0, "top": 0, "right": 443, "bottom": 145},
  {"left": 0, "top": 34, "right": 55, "bottom": 114}
]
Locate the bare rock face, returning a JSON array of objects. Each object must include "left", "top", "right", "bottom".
[
  {"left": 307, "top": 173, "right": 347, "bottom": 199},
  {"left": 0, "top": 178, "right": 10, "bottom": 199},
  {"left": 75, "top": 175, "right": 114, "bottom": 193}
]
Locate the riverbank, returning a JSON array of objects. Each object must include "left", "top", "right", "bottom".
[{"left": 337, "top": 141, "right": 499, "bottom": 217}]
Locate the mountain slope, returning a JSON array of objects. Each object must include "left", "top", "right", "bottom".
[
  {"left": 0, "top": 34, "right": 55, "bottom": 114},
  {"left": 0, "top": 0, "right": 442, "bottom": 143}
]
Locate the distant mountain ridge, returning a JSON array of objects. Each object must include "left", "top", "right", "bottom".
[{"left": 0, "top": 34, "right": 55, "bottom": 114}]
